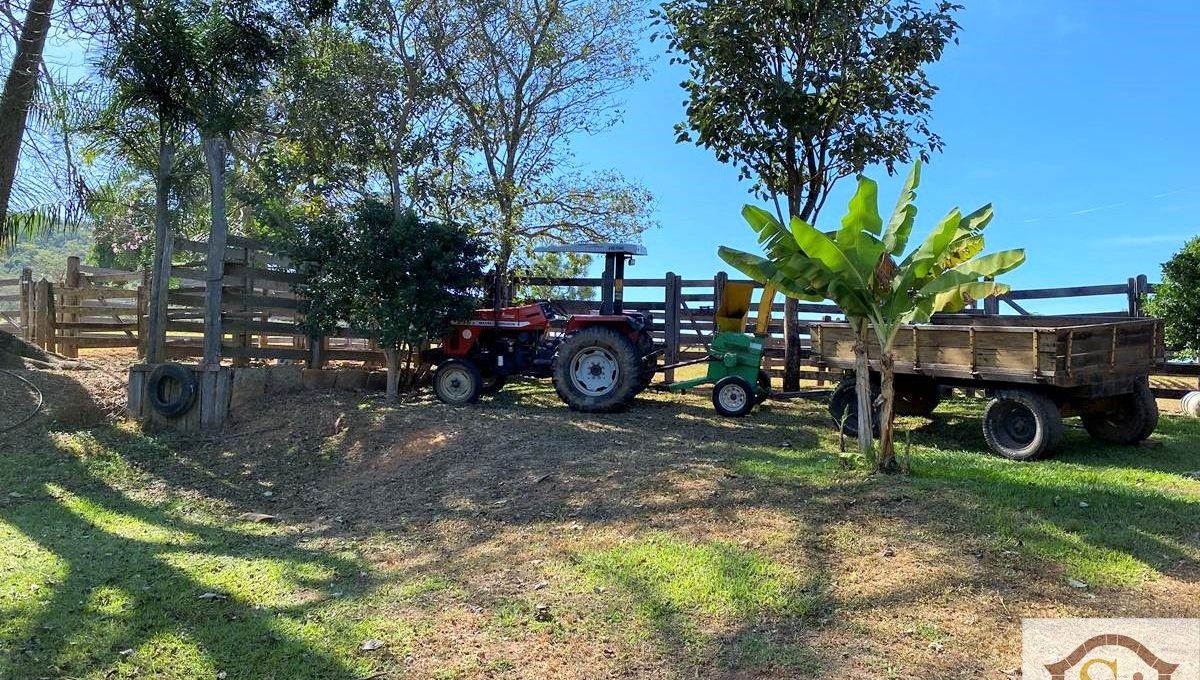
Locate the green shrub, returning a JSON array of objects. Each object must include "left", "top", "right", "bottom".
[{"left": 1146, "top": 236, "right": 1200, "bottom": 358}]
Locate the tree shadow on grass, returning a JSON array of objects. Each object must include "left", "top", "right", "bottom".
[{"left": 0, "top": 374, "right": 371, "bottom": 680}]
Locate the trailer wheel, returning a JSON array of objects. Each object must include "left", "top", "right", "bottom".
[
  {"left": 982, "top": 390, "right": 1063, "bottom": 461},
  {"left": 433, "top": 359, "right": 481, "bottom": 405},
  {"left": 1080, "top": 382, "right": 1159, "bottom": 444},
  {"left": 894, "top": 376, "right": 942, "bottom": 417},
  {"left": 828, "top": 379, "right": 879, "bottom": 438},
  {"left": 552, "top": 326, "right": 641, "bottom": 412},
  {"left": 713, "top": 376, "right": 755, "bottom": 417}
]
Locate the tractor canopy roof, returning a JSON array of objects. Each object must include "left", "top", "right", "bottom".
[{"left": 534, "top": 243, "right": 647, "bottom": 256}]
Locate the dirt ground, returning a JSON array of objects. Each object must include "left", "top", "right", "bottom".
[{"left": 3, "top": 353, "right": 1199, "bottom": 679}]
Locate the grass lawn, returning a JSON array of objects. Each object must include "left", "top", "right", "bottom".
[{"left": 1, "top": 374, "right": 1198, "bottom": 679}]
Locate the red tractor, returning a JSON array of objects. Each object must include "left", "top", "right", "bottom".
[{"left": 423, "top": 244, "right": 659, "bottom": 412}]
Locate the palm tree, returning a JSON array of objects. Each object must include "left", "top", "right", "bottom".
[
  {"left": 0, "top": 0, "right": 57, "bottom": 247},
  {"left": 720, "top": 162, "right": 1025, "bottom": 470}
]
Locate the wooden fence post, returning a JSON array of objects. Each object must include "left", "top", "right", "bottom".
[
  {"left": 1135, "top": 274, "right": 1149, "bottom": 317},
  {"left": 62, "top": 256, "right": 81, "bottom": 358},
  {"left": 201, "top": 137, "right": 231, "bottom": 368},
  {"left": 18, "top": 267, "right": 32, "bottom": 341},
  {"left": 136, "top": 269, "right": 150, "bottom": 358},
  {"left": 663, "top": 272, "right": 680, "bottom": 383},
  {"left": 713, "top": 271, "right": 727, "bottom": 315},
  {"left": 34, "top": 279, "right": 55, "bottom": 352},
  {"left": 146, "top": 231, "right": 174, "bottom": 364},
  {"left": 1126, "top": 277, "right": 1139, "bottom": 317},
  {"left": 983, "top": 276, "right": 1000, "bottom": 316},
  {"left": 232, "top": 245, "right": 251, "bottom": 367}
]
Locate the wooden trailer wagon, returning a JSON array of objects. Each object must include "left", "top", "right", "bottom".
[{"left": 810, "top": 315, "right": 1166, "bottom": 460}]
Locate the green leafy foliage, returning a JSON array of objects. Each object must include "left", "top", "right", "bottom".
[
  {"left": 1145, "top": 236, "right": 1200, "bottom": 358},
  {"left": 293, "top": 201, "right": 487, "bottom": 388},
  {"left": 720, "top": 161, "right": 1024, "bottom": 466},
  {"left": 653, "top": 0, "right": 961, "bottom": 218}
]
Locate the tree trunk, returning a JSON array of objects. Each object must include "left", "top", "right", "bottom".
[
  {"left": 876, "top": 352, "right": 897, "bottom": 471},
  {"left": 145, "top": 139, "right": 176, "bottom": 364},
  {"left": 388, "top": 154, "right": 404, "bottom": 222},
  {"left": 201, "top": 136, "right": 229, "bottom": 367},
  {"left": 852, "top": 319, "right": 874, "bottom": 459},
  {"left": 783, "top": 297, "right": 802, "bottom": 390},
  {"left": 781, "top": 192, "right": 815, "bottom": 390},
  {"left": 383, "top": 346, "right": 400, "bottom": 400},
  {"left": 0, "top": 0, "right": 55, "bottom": 228}
]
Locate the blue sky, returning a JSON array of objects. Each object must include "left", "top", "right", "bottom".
[{"left": 571, "top": 1, "right": 1200, "bottom": 312}]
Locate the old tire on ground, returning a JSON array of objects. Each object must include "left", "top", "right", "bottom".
[
  {"left": 1080, "top": 382, "right": 1159, "bottom": 444},
  {"left": 981, "top": 390, "right": 1063, "bottom": 461},
  {"left": 147, "top": 362, "right": 198, "bottom": 418},
  {"left": 828, "top": 378, "right": 879, "bottom": 439},
  {"left": 712, "top": 376, "right": 755, "bottom": 417},
  {"left": 894, "top": 376, "right": 942, "bottom": 417},
  {"left": 754, "top": 369, "right": 772, "bottom": 404},
  {"left": 480, "top": 374, "right": 507, "bottom": 394},
  {"left": 433, "top": 359, "right": 481, "bottom": 405},
  {"left": 552, "top": 326, "right": 641, "bottom": 412}
]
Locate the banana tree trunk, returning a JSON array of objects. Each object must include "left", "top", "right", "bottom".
[
  {"left": 0, "top": 0, "right": 54, "bottom": 230},
  {"left": 851, "top": 320, "right": 874, "bottom": 458},
  {"left": 876, "top": 352, "right": 897, "bottom": 471}
]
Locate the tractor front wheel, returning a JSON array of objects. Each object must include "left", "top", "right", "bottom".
[
  {"left": 433, "top": 359, "right": 482, "bottom": 406},
  {"left": 552, "top": 326, "right": 641, "bottom": 412}
]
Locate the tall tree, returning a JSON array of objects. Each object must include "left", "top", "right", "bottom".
[
  {"left": 655, "top": 0, "right": 961, "bottom": 389},
  {"left": 0, "top": 0, "right": 55, "bottom": 246},
  {"left": 423, "top": 0, "right": 654, "bottom": 295},
  {"left": 91, "top": 0, "right": 199, "bottom": 361}
]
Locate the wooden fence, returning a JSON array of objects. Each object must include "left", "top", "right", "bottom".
[
  {"left": 158, "top": 234, "right": 380, "bottom": 366},
  {"left": 0, "top": 269, "right": 32, "bottom": 339},
  {"left": 54, "top": 257, "right": 146, "bottom": 357},
  {"left": 10, "top": 246, "right": 1197, "bottom": 399}
]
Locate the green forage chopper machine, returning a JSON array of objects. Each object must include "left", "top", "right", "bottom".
[{"left": 665, "top": 281, "right": 824, "bottom": 416}]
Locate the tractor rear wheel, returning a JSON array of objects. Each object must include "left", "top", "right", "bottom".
[
  {"left": 433, "top": 359, "right": 482, "bottom": 406},
  {"left": 552, "top": 326, "right": 641, "bottom": 412}
]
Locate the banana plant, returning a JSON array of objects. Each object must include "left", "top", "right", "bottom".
[{"left": 719, "top": 161, "right": 1025, "bottom": 469}]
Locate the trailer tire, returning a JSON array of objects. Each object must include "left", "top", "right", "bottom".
[
  {"left": 146, "top": 362, "right": 197, "bottom": 418},
  {"left": 982, "top": 390, "right": 1063, "bottom": 461},
  {"left": 433, "top": 359, "right": 482, "bottom": 405},
  {"left": 553, "top": 326, "right": 641, "bottom": 412},
  {"left": 1080, "top": 382, "right": 1159, "bottom": 444},
  {"left": 894, "top": 376, "right": 942, "bottom": 417},
  {"left": 713, "top": 376, "right": 755, "bottom": 417},
  {"left": 828, "top": 379, "right": 879, "bottom": 438}
]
